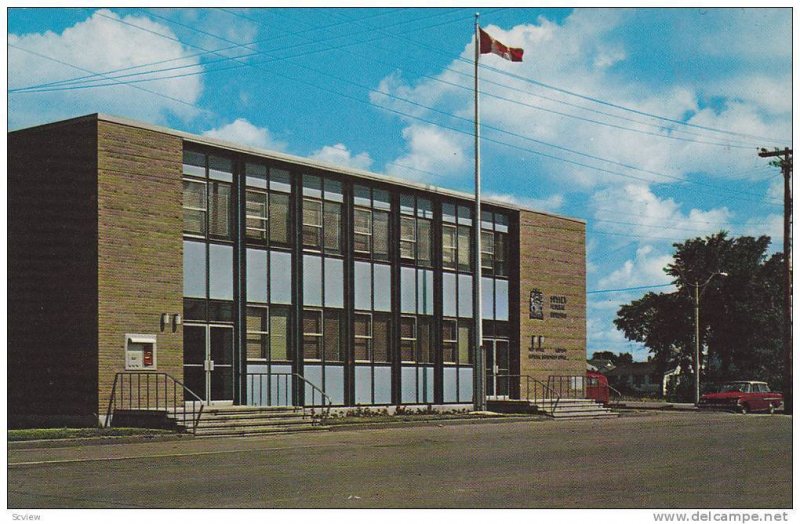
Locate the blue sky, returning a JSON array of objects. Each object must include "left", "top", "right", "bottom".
[{"left": 8, "top": 7, "right": 792, "bottom": 360}]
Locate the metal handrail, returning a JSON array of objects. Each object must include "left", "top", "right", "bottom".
[
  {"left": 104, "top": 372, "right": 205, "bottom": 434},
  {"left": 547, "top": 375, "right": 588, "bottom": 400},
  {"left": 494, "top": 374, "right": 562, "bottom": 416},
  {"left": 247, "top": 372, "right": 332, "bottom": 425}
]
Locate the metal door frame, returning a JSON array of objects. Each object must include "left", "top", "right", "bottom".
[{"left": 184, "top": 322, "right": 235, "bottom": 406}]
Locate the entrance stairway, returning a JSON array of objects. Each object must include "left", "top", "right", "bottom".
[
  {"left": 487, "top": 398, "right": 618, "bottom": 419},
  {"left": 175, "top": 405, "right": 330, "bottom": 437}
]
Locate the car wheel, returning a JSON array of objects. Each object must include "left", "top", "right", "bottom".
[{"left": 740, "top": 403, "right": 749, "bottom": 415}]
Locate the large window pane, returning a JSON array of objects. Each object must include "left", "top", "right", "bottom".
[
  {"left": 303, "top": 255, "right": 322, "bottom": 306},
  {"left": 246, "top": 306, "right": 269, "bottom": 360},
  {"left": 373, "top": 263, "right": 391, "bottom": 312},
  {"left": 246, "top": 248, "right": 268, "bottom": 303},
  {"left": 495, "top": 232, "right": 508, "bottom": 276},
  {"left": 269, "top": 193, "right": 290, "bottom": 246},
  {"left": 183, "top": 150, "right": 205, "bottom": 177},
  {"left": 400, "top": 316, "right": 416, "bottom": 362},
  {"left": 323, "top": 202, "right": 341, "bottom": 254},
  {"left": 354, "top": 261, "right": 372, "bottom": 310},
  {"left": 324, "top": 258, "right": 344, "bottom": 309},
  {"left": 245, "top": 162, "right": 267, "bottom": 188},
  {"left": 482, "top": 277, "right": 494, "bottom": 320},
  {"left": 270, "top": 251, "right": 292, "bottom": 304},
  {"left": 209, "top": 182, "right": 232, "bottom": 238},
  {"left": 418, "top": 269, "right": 434, "bottom": 315},
  {"left": 400, "top": 267, "right": 416, "bottom": 314},
  {"left": 458, "top": 274, "right": 473, "bottom": 318},
  {"left": 183, "top": 180, "right": 207, "bottom": 236},
  {"left": 443, "top": 272, "right": 457, "bottom": 317},
  {"left": 208, "top": 155, "right": 233, "bottom": 182},
  {"left": 495, "top": 279, "right": 509, "bottom": 321},
  {"left": 183, "top": 241, "right": 206, "bottom": 298},
  {"left": 418, "top": 317, "right": 432, "bottom": 363},
  {"left": 209, "top": 244, "right": 233, "bottom": 300},
  {"left": 481, "top": 230, "right": 494, "bottom": 274}
]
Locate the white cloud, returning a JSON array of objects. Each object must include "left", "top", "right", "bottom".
[
  {"left": 202, "top": 118, "right": 287, "bottom": 151},
  {"left": 309, "top": 144, "right": 373, "bottom": 171},
  {"left": 384, "top": 124, "right": 469, "bottom": 182},
  {"left": 598, "top": 244, "right": 675, "bottom": 290},
  {"left": 589, "top": 184, "right": 732, "bottom": 243},
  {"left": 9, "top": 9, "right": 203, "bottom": 129}
]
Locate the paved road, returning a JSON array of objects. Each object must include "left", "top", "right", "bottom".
[{"left": 8, "top": 411, "right": 791, "bottom": 508}]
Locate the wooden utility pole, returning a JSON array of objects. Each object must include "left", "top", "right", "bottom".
[{"left": 758, "top": 147, "right": 792, "bottom": 414}]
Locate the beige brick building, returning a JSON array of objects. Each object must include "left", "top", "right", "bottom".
[{"left": 9, "top": 114, "right": 586, "bottom": 427}]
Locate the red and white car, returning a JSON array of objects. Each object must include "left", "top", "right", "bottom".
[{"left": 698, "top": 381, "right": 783, "bottom": 414}]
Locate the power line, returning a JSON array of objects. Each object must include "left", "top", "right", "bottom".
[{"left": 587, "top": 283, "right": 673, "bottom": 294}]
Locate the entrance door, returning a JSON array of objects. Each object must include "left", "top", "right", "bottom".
[
  {"left": 485, "top": 339, "right": 510, "bottom": 399},
  {"left": 183, "top": 324, "right": 234, "bottom": 404}
]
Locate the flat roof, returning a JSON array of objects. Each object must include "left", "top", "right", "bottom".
[{"left": 11, "top": 113, "right": 586, "bottom": 225}]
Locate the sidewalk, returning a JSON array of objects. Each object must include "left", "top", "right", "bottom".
[{"left": 612, "top": 400, "right": 698, "bottom": 411}]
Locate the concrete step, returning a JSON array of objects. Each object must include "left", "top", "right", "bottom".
[
  {"left": 197, "top": 417, "right": 314, "bottom": 428},
  {"left": 195, "top": 424, "right": 327, "bottom": 437},
  {"left": 551, "top": 411, "right": 619, "bottom": 419}
]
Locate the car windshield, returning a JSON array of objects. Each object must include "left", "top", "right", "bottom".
[{"left": 719, "top": 383, "right": 749, "bottom": 393}]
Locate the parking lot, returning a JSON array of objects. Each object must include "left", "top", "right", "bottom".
[{"left": 8, "top": 410, "right": 792, "bottom": 508}]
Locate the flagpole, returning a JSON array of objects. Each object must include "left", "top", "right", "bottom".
[{"left": 473, "top": 12, "right": 486, "bottom": 412}]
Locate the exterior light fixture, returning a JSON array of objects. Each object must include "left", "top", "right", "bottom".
[
  {"left": 160, "top": 313, "right": 170, "bottom": 332},
  {"left": 172, "top": 313, "right": 182, "bottom": 332}
]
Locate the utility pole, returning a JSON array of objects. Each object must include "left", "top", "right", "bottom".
[{"left": 758, "top": 147, "right": 792, "bottom": 415}]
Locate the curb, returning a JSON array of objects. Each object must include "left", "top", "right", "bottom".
[
  {"left": 325, "top": 414, "right": 548, "bottom": 432},
  {"left": 8, "top": 433, "right": 194, "bottom": 450}
]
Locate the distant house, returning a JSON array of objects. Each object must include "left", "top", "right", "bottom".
[
  {"left": 587, "top": 358, "right": 616, "bottom": 374},
  {"left": 607, "top": 362, "right": 666, "bottom": 396}
]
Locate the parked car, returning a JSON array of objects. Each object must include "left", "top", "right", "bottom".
[{"left": 698, "top": 381, "right": 783, "bottom": 414}]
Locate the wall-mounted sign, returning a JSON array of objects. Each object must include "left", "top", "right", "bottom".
[
  {"left": 529, "top": 289, "right": 544, "bottom": 320},
  {"left": 550, "top": 295, "right": 567, "bottom": 319}
]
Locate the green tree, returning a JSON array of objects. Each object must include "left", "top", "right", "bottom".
[{"left": 614, "top": 232, "right": 784, "bottom": 390}]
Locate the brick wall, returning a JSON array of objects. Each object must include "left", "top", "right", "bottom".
[
  {"left": 8, "top": 118, "right": 99, "bottom": 427},
  {"left": 517, "top": 210, "right": 586, "bottom": 387},
  {"left": 96, "top": 121, "right": 184, "bottom": 417}
]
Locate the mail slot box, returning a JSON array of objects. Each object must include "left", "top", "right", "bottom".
[{"left": 125, "top": 334, "right": 157, "bottom": 370}]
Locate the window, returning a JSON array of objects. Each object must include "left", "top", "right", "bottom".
[
  {"left": 245, "top": 190, "right": 268, "bottom": 241},
  {"left": 417, "top": 218, "right": 432, "bottom": 267},
  {"left": 373, "top": 314, "right": 391, "bottom": 363},
  {"left": 457, "top": 225, "right": 471, "bottom": 272},
  {"left": 458, "top": 321, "right": 472, "bottom": 364},
  {"left": 183, "top": 179, "right": 207, "bottom": 236},
  {"left": 373, "top": 210, "right": 390, "bottom": 261},
  {"left": 400, "top": 316, "right": 416, "bottom": 362},
  {"left": 417, "top": 317, "right": 433, "bottom": 363},
  {"left": 354, "top": 313, "right": 372, "bottom": 362},
  {"left": 246, "top": 306, "right": 269, "bottom": 360},
  {"left": 481, "top": 230, "right": 494, "bottom": 272},
  {"left": 324, "top": 310, "right": 342, "bottom": 362},
  {"left": 303, "top": 309, "right": 323, "bottom": 360},
  {"left": 270, "top": 307, "right": 290, "bottom": 361},
  {"left": 303, "top": 199, "right": 323, "bottom": 250},
  {"left": 400, "top": 216, "right": 416, "bottom": 261},
  {"left": 269, "top": 193, "right": 290, "bottom": 246},
  {"left": 323, "top": 202, "right": 341, "bottom": 254},
  {"left": 442, "top": 225, "right": 457, "bottom": 270},
  {"left": 354, "top": 208, "right": 372, "bottom": 254},
  {"left": 209, "top": 182, "right": 232, "bottom": 239},
  {"left": 442, "top": 320, "right": 457, "bottom": 364},
  {"left": 495, "top": 232, "right": 508, "bottom": 276}
]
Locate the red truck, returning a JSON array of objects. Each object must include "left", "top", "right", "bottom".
[
  {"left": 586, "top": 370, "right": 610, "bottom": 404},
  {"left": 698, "top": 381, "right": 783, "bottom": 414}
]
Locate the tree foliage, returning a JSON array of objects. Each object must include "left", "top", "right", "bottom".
[{"left": 614, "top": 232, "right": 784, "bottom": 390}]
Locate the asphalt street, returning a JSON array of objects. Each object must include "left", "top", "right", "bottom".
[{"left": 7, "top": 411, "right": 792, "bottom": 508}]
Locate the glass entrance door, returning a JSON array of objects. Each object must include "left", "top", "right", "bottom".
[
  {"left": 485, "top": 339, "right": 510, "bottom": 399},
  {"left": 183, "top": 324, "right": 234, "bottom": 403}
]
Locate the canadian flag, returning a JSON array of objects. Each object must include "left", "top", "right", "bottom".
[{"left": 479, "top": 27, "right": 524, "bottom": 62}]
